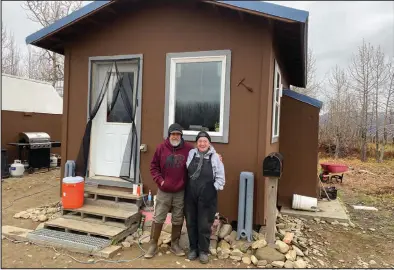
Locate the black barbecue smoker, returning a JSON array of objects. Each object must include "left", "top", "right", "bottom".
[{"left": 8, "top": 132, "right": 61, "bottom": 173}]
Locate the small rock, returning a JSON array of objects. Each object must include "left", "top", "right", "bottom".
[
  {"left": 272, "top": 261, "right": 285, "bottom": 268},
  {"left": 27, "top": 255, "right": 32, "bottom": 258},
  {"left": 88, "top": 259, "right": 94, "bottom": 263},
  {"left": 231, "top": 248, "right": 243, "bottom": 257},
  {"left": 243, "top": 256, "right": 252, "bottom": 265},
  {"left": 313, "top": 218, "right": 320, "bottom": 223},
  {"left": 340, "top": 223, "right": 349, "bottom": 227},
  {"left": 176, "top": 261, "right": 180, "bottom": 265},
  {"left": 317, "top": 259, "right": 325, "bottom": 266},
  {"left": 255, "top": 246, "right": 285, "bottom": 262},
  {"left": 252, "top": 239, "right": 267, "bottom": 249},
  {"left": 121, "top": 242, "right": 131, "bottom": 248},
  {"left": 266, "top": 264, "right": 273, "bottom": 268},
  {"left": 369, "top": 228, "right": 375, "bottom": 232},
  {"left": 331, "top": 220, "right": 339, "bottom": 225},
  {"left": 161, "top": 244, "right": 169, "bottom": 249},
  {"left": 158, "top": 252, "right": 163, "bottom": 256},
  {"left": 166, "top": 251, "right": 170, "bottom": 254},
  {"left": 283, "top": 232, "right": 294, "bottom": 244},
  {"left": 349, "top": 221, "right": 356, "bottom": 228},
  {"left": 185, "top": 259, "right": 190, "bottom": 262},
  {"left": 230, "top": 256, "right": 242, "bottom": 261},
  {"left": 320, "top": 220, "right": 326, "bottom": 224},
  {"left": 126, "top": 236, "right": 135, "bottom": 243},
  {"left": 284, "top": 260, "right": 294, "bottom": 268},
  {"left": 277, "top": 223, "right": 286, "bottom": 229},
  {"left": 369, "top": 260, "right": 377, "bottom": 265},
  {"left": 285, "top": 250, "right": 297, "bottom": 261},
  {"left": 224, "top": 230, "right": 237, "bottom": 244},
  {"left": 117, "top": 253, "right": 121, "bottom": 256},
  {"left": 21, "top": 212, "right": 30, "bottom": 219},
  {"left": 339, "top": 260, "right": 345, "bottom": 263},
  {"left": 275, "top": 240, "right": 290, "bottom": 254},
  {"left": 162, "top": 236, "right": 171, "bottom": 244},
  {"left": 218, "top": 224, "right": 233, "bottom": 238},
  {"left": 294, "top": 259, "right": 306, "bottom": 268},
  {"left": 182, "top": 265, "right": 186, "bottom": 268},
  {"left": 218, "top": 240, "right": 231, "bottom": 250},
  {"left": 139, "top": 235, "right": 150, "bottom": 244},
  {"left": 292, "top": 246, "right": 304, "bottom": 257},
  {"left": 46, "top": 207, "right": 58, "bottom": 214},
  {"left": 38, "top": 215, "right": 48, "bottom": 222},
  {"left": 251, "top": 255, "right": 258, "bottom": 265},
  {"left": 257, "top": 260, "right": 268, "bottom": 267},
  {"left": 13, "top": 213, "right": 22, "bottom": 219},
  {"left": 240, "top": 241, "right": 253, "bottom": 253}
]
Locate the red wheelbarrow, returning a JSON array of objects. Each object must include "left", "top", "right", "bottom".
[{"left": 319, "top": 163, "right": 348, "bottom": 184}]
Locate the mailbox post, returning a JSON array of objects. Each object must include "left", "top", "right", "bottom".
[{"left": 262, "top": 152, "right": 283, "bottom": 245}]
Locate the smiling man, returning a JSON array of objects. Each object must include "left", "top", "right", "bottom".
[{"left": 146, "top": 123, "right": 193, "bottom": 259}]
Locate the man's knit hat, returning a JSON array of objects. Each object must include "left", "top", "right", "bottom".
[{"left": 168, "top": 123, "right": 183, "bottom": 136}]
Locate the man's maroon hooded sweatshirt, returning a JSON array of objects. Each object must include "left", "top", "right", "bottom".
[{"left": 150, "top": 138, "right": 193, "bottom": 193}]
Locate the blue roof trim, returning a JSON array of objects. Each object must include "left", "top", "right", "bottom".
[
  {"left": 26, "top": 1, "right": 309, "bottom": 45},
  {"left": 218, "top": 1, "right": 308, "bottom": 23},
  {"left": 25, "top": 1, "right": 111, "bottom": 44},
  {"left": 283, "top": 89, "right": 323, "bottom": 109}
]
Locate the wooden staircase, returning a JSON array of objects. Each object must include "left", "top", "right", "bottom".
[{"left": 43, "top": 184, "right": 144, "bottom": 244}]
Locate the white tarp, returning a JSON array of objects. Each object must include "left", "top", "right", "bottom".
[{"left": 1, "top": 74, "right": 63, "bottom": 115}]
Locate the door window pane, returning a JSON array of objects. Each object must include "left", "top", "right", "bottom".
[
  {"left": 174, "top": 61, "right": 222, "bottom": 132},
  {"left": 107, "top": 72, "right": 135, "bottom": 123}
]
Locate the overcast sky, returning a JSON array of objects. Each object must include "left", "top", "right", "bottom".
[{"left": 2, "top": 1, "right": 394, "bottom": 89}]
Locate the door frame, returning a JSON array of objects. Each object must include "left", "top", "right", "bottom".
[{"left": 86, "top": 54, "right": 143, "bottom": 184}]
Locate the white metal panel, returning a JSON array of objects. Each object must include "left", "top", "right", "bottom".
[{"left": 1, "top": 74, "right": 63, "bottom": 114}]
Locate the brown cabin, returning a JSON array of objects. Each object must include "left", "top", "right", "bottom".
[{"left": 26, "top": 0, "right": 322, "bottom": 225}]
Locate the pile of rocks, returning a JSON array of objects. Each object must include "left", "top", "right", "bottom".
[
  {"left": 13, "top": 202, "right": 61, "bottom": 222},
  {"left": 206, "top": 213, "right": 328, "bottom": 268}
]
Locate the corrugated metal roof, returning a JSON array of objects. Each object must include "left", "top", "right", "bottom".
[
  {"left": 25, "top": 0, "right": 308, "bottom": 45},
  {"left": 283, "top": 89, "right": 323, "bottom": 109},
  {"left": 217, "top": 1, "right": 308, "bottom": 23},
  {"left": 1, "top": 74, "right": 63, "bottom": 115},
  {"left": 26, "top": 0, "right": 111, "bottom": 45}
]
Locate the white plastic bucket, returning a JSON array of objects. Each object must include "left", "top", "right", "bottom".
[{"left": 292, "top": 194, "right": 317, "bottom": 212}]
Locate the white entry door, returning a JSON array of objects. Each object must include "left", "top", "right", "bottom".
[{"left": 90, "top": 61, "right": 140, "bottom": 179}]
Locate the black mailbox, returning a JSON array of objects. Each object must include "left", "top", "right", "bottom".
[{"left": 263, "top": 152, "right": 283, "bottom": 178}]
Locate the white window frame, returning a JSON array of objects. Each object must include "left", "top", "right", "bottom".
[
  {"left": 164, "top": 50, "right": 231, "bottom": 143},
  {"left": 271, "top": 60, "right": 282, "bottom": 143}
]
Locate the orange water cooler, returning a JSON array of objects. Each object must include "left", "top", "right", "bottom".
[{"left": 62, "top": 176, "right": 84, "bottom": 209}]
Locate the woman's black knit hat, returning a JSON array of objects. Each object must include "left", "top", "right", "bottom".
[{"left": 196, "top": 131, "right": 211, "bottom": 143}]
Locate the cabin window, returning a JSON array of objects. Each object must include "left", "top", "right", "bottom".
[
  {"left": 271, "top": 60, "right": 282, "bottom": 143},
  {"left": 164, "top": 50, "right": 231, "bottom": 143}
]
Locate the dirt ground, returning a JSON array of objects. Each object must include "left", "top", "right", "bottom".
[{"left": 2, "top": 158, "right": 394, "bottom": 268}]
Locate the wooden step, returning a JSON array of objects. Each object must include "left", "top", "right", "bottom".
[
  {"left": 44, "top": 218, "right": 124, "bottom": 238},
  {"left": 44, "top": 217, "right": 140, "bottom": 243},
  {"left": 84, "top": 186, "right": 146, "bottom": 207},
  {"left": 83, "top": 198, "right": 139, "bottom": 212},
  {"left": 62, "top": 200, "right": 141, "bottom": 227},
  {"left": 61, "top": 213, "right": 127, "bottom": 229}
]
